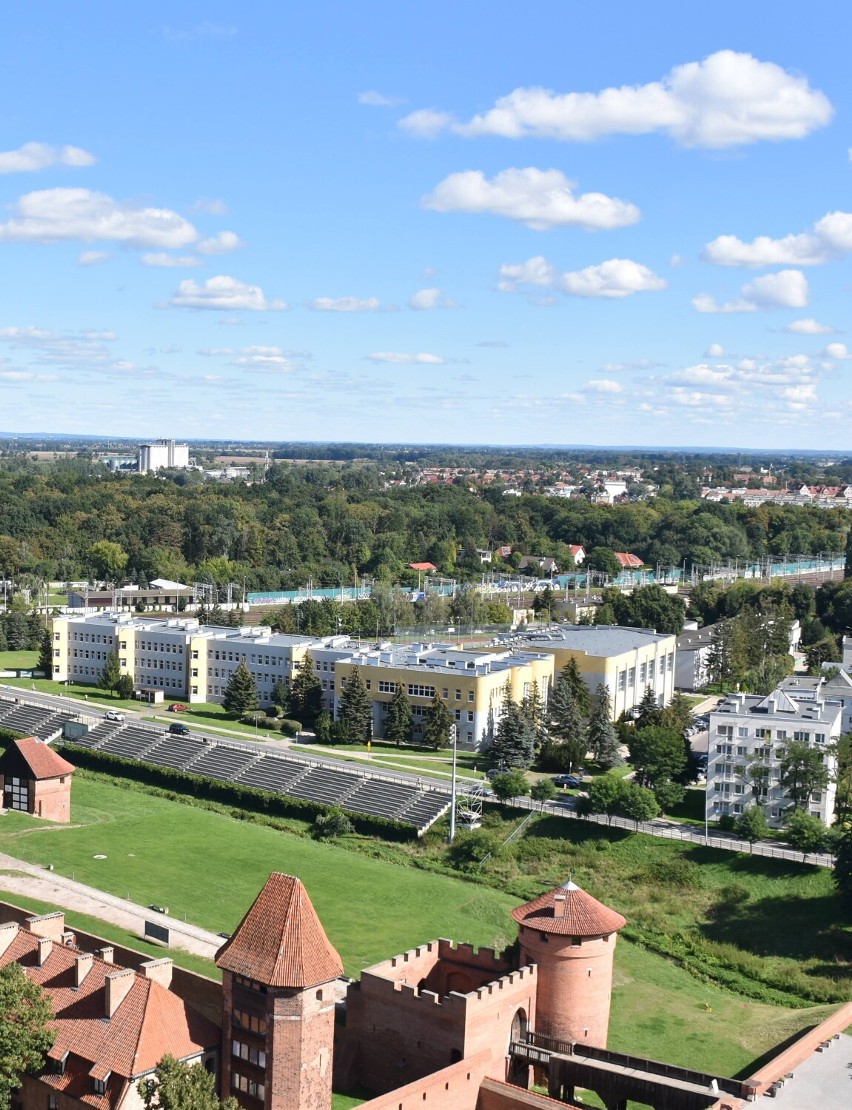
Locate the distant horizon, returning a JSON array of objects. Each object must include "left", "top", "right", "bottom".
[{"left": 1, "top": 430, "right": 848, "bottom": 459}]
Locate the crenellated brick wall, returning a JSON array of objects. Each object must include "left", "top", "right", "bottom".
[{"left": 336, "top": 939, "right": 536, "bottom": 1095}]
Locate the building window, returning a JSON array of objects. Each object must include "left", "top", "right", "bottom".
[
  {"left": 232, "top": 1039, "right": 267, "bottom": 1068},
  {"left": 233, "top": 1009, "right": 267, "bottom": 1034},
  {"left": 232, "top": 1073, "right": 265, "bottom": 1101},
  {"left": 408, "top": 684, "right": 436, "bottom": 698}
]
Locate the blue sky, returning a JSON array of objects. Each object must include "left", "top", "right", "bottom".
[{"left": 1, "top": 1, "right": 850, "bottom": 449}]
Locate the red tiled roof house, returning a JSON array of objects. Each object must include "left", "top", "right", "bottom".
[{"left": 0, "top": 737, "right": 75, "bottom": 823}]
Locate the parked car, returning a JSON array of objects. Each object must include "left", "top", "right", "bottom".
[
  {"left": 486, "top": 767, "right": 508, "bottom": 780},
  {"left": 553, "top": 774, "right": 582, "bottom": 788},
  {"left": 696, "top": 753, "right": 708, "bottom": 768},
  {"left": 168, "top": 722, "right": 190, "bottom": 736},
  {"left": 168, "top": 703, "right": 187, "bottom": 712},
  {"left": 104, "top": 710, "right": 125, "bottom": 723},
  {"left": 465, "top": 782, "right": 494, "bottom": 798}
]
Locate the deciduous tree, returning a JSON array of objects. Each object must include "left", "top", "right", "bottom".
[
  {"left": 779, "top": 740, "right": 830, "bottom": 810},
  {"left": 0, "top": 962, "right": 54, "bottom": 1110},
  {"left": 139, "top": 1054, "right": 238, "bottom": 1110}
]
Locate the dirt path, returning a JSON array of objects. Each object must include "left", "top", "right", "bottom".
[{"left": 0, "top": 851, "right": 221, "bottom": 958}]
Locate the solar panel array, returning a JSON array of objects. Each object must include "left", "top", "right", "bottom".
[{"left": 0, "top": 698, "right": 451, "bottom": 834}]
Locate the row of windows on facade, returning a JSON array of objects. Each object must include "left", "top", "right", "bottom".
[
  {"left": 716, "top": 800, "right": 823, "bottom": 819},
  {"left": 372, "top": 679, "right": 477, "bottom": 701},
  {"left": 715, "top": 743, "right": 829, "bottom": 759},
  {"left": 713, "top": 778, "right": 823, "bottom": 801},
  {"left": 615, "top": 653, "right": 674, "bottom": 692},
  {"left": 716, "top": 727, "right": 827, "bottom": 743}
]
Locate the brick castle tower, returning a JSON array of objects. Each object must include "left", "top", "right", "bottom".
[
  {"left": 216, "top": 873, "right": 343, "bottom": 1110},
  {"left": 511, "top": 880, "right": 626, "bottom": 1048}
]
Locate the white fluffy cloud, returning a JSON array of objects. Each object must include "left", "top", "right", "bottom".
[
  {"left": 703, "top": 211, "right": 852, "bottom": 267},
  {"left": 583, "top": 379, "right": 622, "bottom": 394},
  {"left": 704, "top": 343, "right": 725, "bottom": 357},
  {"left": 168, "top": 275, "right": 286, "bottom": 311},
  {"left": 191, "top": 197, "right": 229, "bottom": 214},
  {"left": 366, "top": 352, "right": 445, "bottom": 364},
  {"left": 422, "top": 168, "right": 640, "bottom": 231},
  {"left": 822, "top": 342, "right": 850, "bottom": 360},
  {"left": 0, "top": 188, "right": 198, "bottom": 248},
  {"left": 408, "top": 287, "right": 459, "bottom": 310},
  {"left": 400, "top": 51, "right": 832, "bottom": 148},
  {"left": 499, "top": 255, "right": 666, "bottom": 298},
  {"left": 199, "top": 345, "right": 308, "bottom": 370},
  {"left": 78, "top": 250, "right": 111, "bottom": 266},
  {"left": 782, "top": 318, "right": 835, "bottom": 335},
  {"left": 743, "top": 270, "right": 809, "bottom": 308},
  {"left": 0, "top": 142, "right": 96, "bottom": 174},
  {"left": 693, "top": 269, "right": 808, "bottom": 313},
  {"left": 197, "top": 230, "right": 243, "bottom": 254},
  {"left": 308, "top": 296, "right": 383, "bottom": 312}
]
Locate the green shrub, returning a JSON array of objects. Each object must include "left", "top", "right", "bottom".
[{"left": 643, "top": 858, "right": 702, "bottom": 889}]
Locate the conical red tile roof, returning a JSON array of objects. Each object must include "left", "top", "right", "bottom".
[
  {"left": 216, "top": 873, "right": 343, "bottom": 988},
  {"left": 511, "top": 881, "right": 626, "bottom": 937}
]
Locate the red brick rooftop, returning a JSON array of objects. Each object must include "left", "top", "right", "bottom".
[
  {"left": 511, "top": 881, "right": 626, "bottom": 937},
  {"left": 8, "top": 737, "right": 76, "bottom": 780},
  {"left": 216, "top": 872, "right": 343, "bottom": 988}
]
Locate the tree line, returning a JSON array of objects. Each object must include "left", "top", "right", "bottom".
[{"left": 0, "top": 456, "right": 848, "bottom": 597}]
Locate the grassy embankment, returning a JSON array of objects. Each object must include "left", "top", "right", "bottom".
[{"left": 0, "top": 771, "right": 848, "bottom": 1080}]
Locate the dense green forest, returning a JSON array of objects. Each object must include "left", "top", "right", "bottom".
[{"left": 0, "top": 455, "right": 849, "bottom": 593}]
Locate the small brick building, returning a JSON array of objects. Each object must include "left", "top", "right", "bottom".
[{"left": 0, "top": 736, "right": 75, "bottom": 822}]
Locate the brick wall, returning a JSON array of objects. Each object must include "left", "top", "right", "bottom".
[
  {"left": 32, "top": 775, "right": 72, "bottom": 822},
  {"left": 338, "top": 949, "right": 535, "bottom": 1095},
  {"left": 353, "top": 1050, "right": 493, "bottom": 1110}
]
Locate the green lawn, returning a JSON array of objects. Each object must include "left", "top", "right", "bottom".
[
  {"left": 0, "top": 650, "right": 39, "bottom": 671},
  {"left": 0, "top": 777, "right": 518, "bottom": 975},
  {"left": 608, "top": 935, "right": 838, "bottom": 1078}
]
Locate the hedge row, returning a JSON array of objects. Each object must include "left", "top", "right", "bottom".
[{"left": 59, "top": 744, "right": 415, "bottom": 842}]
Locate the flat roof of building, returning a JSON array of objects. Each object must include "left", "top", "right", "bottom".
[{"left": 503, "top": 624, "right": 675, "bottom": 656}]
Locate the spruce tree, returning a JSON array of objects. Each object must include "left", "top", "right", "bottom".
[
  {"left": 98, "top": 653, "right": 122, "bottom": 695},
  {"left": 588, "top": 684, "right": 624, "bottom": 768},
  {"left": 338, "top": 666, "right": 372, "bottom": 743},
  {"left": 383, "top": 684, "right": 413, "bottom": 746},
  {"left": 491, "top": 697, "right": 536, "bottom": 769},
  {"left": 634, "top": 684, "right": 661, "bottom": 728},
  {"left": 561, "top": 657, "right": 591, "bottom": 716},
  {"left": 222, "top": 659, "right": 259, "bottom": 716},
  {"left": 289, "top": 652, "right": 323, "bottom": 724},
  {"left": 38, "top": 628, "right": 53, "bottom": 677},
  {"left": 422, "top": 691, "right": 454, "bottom": 750},
  {"left": 522, "top": 679, "right": 548, "bottom": 751},
  {"left": 547, "top": 673, "right": 587, "bottom": 773}
]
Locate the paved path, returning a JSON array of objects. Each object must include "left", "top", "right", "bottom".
[{"left": 0, "top": 851, "right": 222, "bottom": 959}]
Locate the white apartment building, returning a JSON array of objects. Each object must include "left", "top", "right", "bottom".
[{"left": 707, "top": 688, "right": 841, "bottom": 828}]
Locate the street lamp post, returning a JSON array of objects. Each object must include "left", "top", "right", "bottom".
[{"left": 447, "top": 724, "right": 458, "bottom": 845}]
